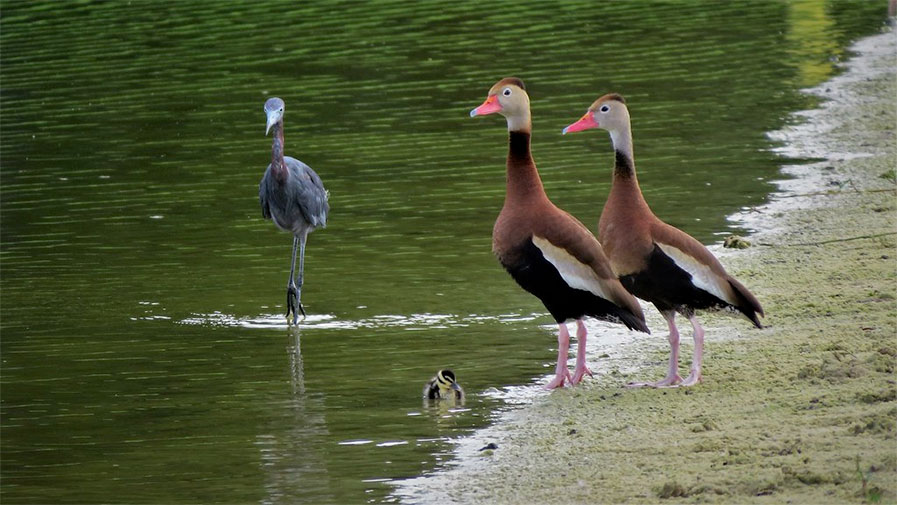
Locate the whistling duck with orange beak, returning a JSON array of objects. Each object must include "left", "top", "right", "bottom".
[
  {"left": 471, "top": 79, "right": 649, "bottom": 389},
  {"left": 563, "top": 93, "right": 764, "bottom": 387}
]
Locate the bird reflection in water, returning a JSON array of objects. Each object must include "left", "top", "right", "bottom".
[{"left": 257, "top": 329, "right": 331, "bottom": 504}]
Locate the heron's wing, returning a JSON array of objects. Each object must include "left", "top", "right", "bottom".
[
  {"left": 285, "top": 156, "right": 330, "bottom": 228},
  {"left": 259, "top": 164, "right": 273, "bottom": 219}
]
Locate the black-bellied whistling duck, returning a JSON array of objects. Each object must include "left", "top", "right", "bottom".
[
  {"left": 563, "top": 93, "right": 764, "bottom": 387},
  {"left": 470, "top": 78, "right": 649, "bottom": 389}
]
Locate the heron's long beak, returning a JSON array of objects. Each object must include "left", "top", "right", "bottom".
[
  {"left": 265, "top": 112, "right": 278, "bottom": 135},
  {"left": 562, "top": 112, "right": 598, "bottom": 135},
  {"left": 470, "top": 94, "right": 501, "bottom": 117}
]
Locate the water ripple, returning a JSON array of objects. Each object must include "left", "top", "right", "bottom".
[{"left": 178, "top": 311, "right": 542, "bottom": 330}]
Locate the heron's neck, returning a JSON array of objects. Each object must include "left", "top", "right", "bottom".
[{"left": 271, "top": 122, "right": 287, "bottom": 181}]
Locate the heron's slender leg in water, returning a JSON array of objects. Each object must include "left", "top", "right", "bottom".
[
  {"left": 286, "top": 235, "right": 300, "bottom": 325},
  {"left": 295, "top": 231, "right": 308, "bottom": 320}
]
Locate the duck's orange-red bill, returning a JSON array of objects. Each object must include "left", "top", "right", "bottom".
[
  {"left": 562, "top": 112, "right": 598, "bottom": 134},
  {"left": 469, "top": 95, "right": 502, "bottom": 117}
]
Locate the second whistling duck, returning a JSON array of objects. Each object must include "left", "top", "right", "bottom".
[
  {"left": 470, "top": 78, "right": 649, "bottom": 390},
  {"left": 563, "top": 93, "right": 764, "bottom": 387}
]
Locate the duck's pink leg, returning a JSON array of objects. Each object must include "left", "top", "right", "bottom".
[
  {"left": 544, "top": 323, "right": 572, "bottom": 390},
  {"left": 679, "top": 315, "right": 704, "bottom": 386},
  {"left": 628, "top": 311, "right": 683, "bottom": 388},
  {"left": 570, "top": 319, "right": 593, "bottom": 385}
]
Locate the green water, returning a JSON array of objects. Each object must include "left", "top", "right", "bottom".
[{"left": 0, "top": 1, "right": 887, "bottom": 503}]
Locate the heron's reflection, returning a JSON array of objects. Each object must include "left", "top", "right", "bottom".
[
  {"left": 258, "top": 328, "right": 331, "bottom": 505},
  {"left": 288, "top": 328, "right": 306, "bottom": 396}
]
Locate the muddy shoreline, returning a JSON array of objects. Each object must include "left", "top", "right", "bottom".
[{"left": 395, "top": 24, "right": 897, "bottom": 505}]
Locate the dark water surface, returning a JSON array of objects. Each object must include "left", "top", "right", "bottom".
[{"left": 1, "top": 1, "right": 887, "bottom": 503}]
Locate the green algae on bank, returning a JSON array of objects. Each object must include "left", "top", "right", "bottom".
[
  {"left": 723, "top": 235, "right": 752, "bottom": 249},
  {"left": 395, "top": 24, "right": 897, "bottom": 505}
]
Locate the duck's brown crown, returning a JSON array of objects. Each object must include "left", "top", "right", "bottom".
[{"left": 495, "top": 77, "right": 526, "bottom": 90}]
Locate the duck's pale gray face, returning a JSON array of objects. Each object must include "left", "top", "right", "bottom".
[
  {"left": 469, "top": 78, "right": 531, "bottom": 131},
  {"left": 469, "top": 78, "right": 526, "bottom": 114},
  {"left": 562, "top": 94, "right": 629, "bottom": 135},
  {"left": 264, "top": 97, "right": 285, "bottom": 135},
  {"left": 586, "top": 96, "right": 630, "bottom": 133}
]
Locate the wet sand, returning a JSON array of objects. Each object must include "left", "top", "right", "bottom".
[{"left": 396, "top": 24, "right": 896, "bottom": 505}]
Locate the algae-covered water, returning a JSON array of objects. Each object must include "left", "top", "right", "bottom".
[{"left": 0, "top": 1, "right": 888, "bottom": 503}]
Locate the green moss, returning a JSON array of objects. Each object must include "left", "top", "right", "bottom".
[
  {"left": 867, "top": 353, "right": 896, "bottom": 373},
  {"left": 724, "top": 235, "right": 752, "bottom": 249},
  {"left": 858, "top": 389, "right": 897, "bottom": 404},
  {"left": 878, "top": 346, "right": 897, "bottom": 357},
  {"left": 655, "top": 481, "right": 690, "bottom": 499},
  {"left": 849, "top": 414, "right": 896, "bottom": 435}
]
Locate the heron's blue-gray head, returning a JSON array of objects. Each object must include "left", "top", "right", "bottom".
[{"left": 264, "top": 97, "right": 285, "bottom": 135}]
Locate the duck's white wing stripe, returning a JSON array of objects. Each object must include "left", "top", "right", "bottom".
[
  {"left": 656, "top": 243, "right": 734, "bottom": 304},
  {"left": 532, "top": 236, "right": 609, "bottom": 300}
]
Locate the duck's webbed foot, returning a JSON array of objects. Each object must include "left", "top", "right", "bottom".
[
  {"left": 570, "top": 319, "right": 593, "bottom": 385},
  {"left": 570, "top": 363, "right": 593, "bottom": 385},
  {"left": 545, "top": 323, "right": 573, "bottom": 390},
  {"left": 545, "top": 367, "right": 573, "bottom": 390}
]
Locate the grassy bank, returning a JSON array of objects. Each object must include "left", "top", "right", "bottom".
[{"left": 397, "top": 25, "right": 897, "bottom": 505}]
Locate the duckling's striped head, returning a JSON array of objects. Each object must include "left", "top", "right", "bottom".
[{"left": 435, "top": 369, "right": 460, "bottom": 392}]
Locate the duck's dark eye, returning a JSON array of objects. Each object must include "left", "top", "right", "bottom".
[
  {"left": 600, "top": 105, "right": 610, "bottom": 113},
  {"left": 502, "top": 88, "right": 512, "bottom": 97}
]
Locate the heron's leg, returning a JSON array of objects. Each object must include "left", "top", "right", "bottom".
[
  {"left": 679, "top": 315, "right": 705, "bottom": 387},
  {"left": 627, "top": 310, "right": 683, "bottom": 388},
  {"left": 544, "top": 323, "right": 573, "bottom": 390},
  {"left": 286, "top": 235, "right": 300, "bottom": 325},
  {"left": 570, "top": 319, "right": 593, "bottom": 385},
  {"left": 294, "top": 231, "right": 308, "bottom": 320}
]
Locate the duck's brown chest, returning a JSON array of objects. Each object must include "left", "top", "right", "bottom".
[{"left": 598, "top": 200, "right": 654, "bottom": 277}]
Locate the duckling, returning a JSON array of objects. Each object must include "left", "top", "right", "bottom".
[{"left": 423, "top": 369, "right": 465, "bottom": 400}]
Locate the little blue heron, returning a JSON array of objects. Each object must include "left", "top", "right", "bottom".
[{"left": 259, "top": 97, "right": 330, "bottom": 325}]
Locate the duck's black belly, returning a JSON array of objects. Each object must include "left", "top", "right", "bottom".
[
  {"left": 499, "top": 239, "right": 625, "bottom": 325},
  {"left": 619, "top": 244, "right": 727, "bottom": 315}
]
